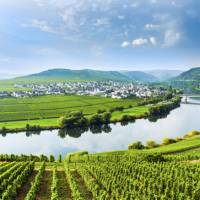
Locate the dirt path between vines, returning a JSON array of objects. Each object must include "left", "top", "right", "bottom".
[{"left": 16, "top": 170, "right": 37, "bottom": 200}]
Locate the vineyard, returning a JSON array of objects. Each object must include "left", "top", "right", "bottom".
[{"left": 1, "top": 143, "right": 200, "bottom": 200}]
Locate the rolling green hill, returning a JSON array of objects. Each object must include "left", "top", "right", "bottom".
[
  {"left": 146, "top": 69, "right": 183, "bottom": 81},
  {"left": 121, "top": 71, "right": 158, "bottom": 82},
  {"left": 12, "top": 68, "right": 159, "bottom": 83},
  {"left": 174, "top": 67, "right": 200, "bottom": 81},
  {"left": 17, "top": 69, "right": 129, "bottom": 82},
  {"left": 170, "top": 67, "right": 200, "bottom": 94}
]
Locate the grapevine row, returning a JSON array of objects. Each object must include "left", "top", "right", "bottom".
[
  {"left": 25, "top": 162, "right": 46, "bottom": 200},
  {"left": 64, "top": 162, "right": 85, "bottom": 200},
  {"left": 76, "top": 165, "right": 109, "bottom": 200},
  {"left": 67, "top": 155, "right": 200, "bottom": 200},
  {"left": 51, "top": 164, "right": 59, "bottom": 200},
  {"left": 1, "top": 161, "right": 34, "bottom": 200}
]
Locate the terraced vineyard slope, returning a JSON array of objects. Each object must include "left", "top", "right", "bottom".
[{"left": 1, "top": 136, "right": 200, "bottom": 200}]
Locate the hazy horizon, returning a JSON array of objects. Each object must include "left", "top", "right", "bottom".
[
  {"left": 0, "top": 67, "right": 187, "bottom": 79},
  {"left": 0, "top": 0, "right": 200, "bottom": 75}
]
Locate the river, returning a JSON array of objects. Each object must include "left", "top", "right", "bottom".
[{"left": 0, "top": 102, "right": 200, "bottom": 157}]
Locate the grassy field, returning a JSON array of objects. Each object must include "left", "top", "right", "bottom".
[
  {"left": 0, "top": 81, "right": 31, "bottom": 92},
  {"left": 111, "top": 106, "right": 149, "bottom": 121},
  {"left": 0, "top": 118, "right": 59, "bottom": 129},
  {"left": 95, "top": 135, "right": 200, "bottom": 156},
  {"left": 145, "top": 135, "right": 200, "bottom": 154},
  {"left": 0, "top": 95, "right": 148, "bottom": 129}
]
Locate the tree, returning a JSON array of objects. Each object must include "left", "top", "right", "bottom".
[
  {"left": 89, "top": 114, "right": 103, "bottom": 125},
  {"left": 50, "top": 155, "right": 55, "bottom": 162},
  {"left": 162, "top": 138, "right": 176, "bottom": 145},
  {"left": 128, "top": 141, "right": 144, "bottom": 150},
  {"left": 102, "top": 112, "right": 111, "bottom": 124},
  {"left": 146, "top": 140, "right": 158, "bottom": 148},
  {"left": 58, "top": 116, "right": 66, "bottom": 128},
  {"left": 58, "top": 154, "right": 62, "bottom": 162},
  {"left": 97, "top": 109, "right": 106, "bottom": 114},
  {"left": 58, "top": 112, "right": 88, "bottom": 128}
]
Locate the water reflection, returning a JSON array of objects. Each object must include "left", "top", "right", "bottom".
[
  {"left": 0, "top": 124, "right": 112, "bottom": 138},
  {"left": 0, "top": 104, "right": 199, "bottom": 157},
  {"left": 58, "top": 124, "right": 112, "bottom": 138}
]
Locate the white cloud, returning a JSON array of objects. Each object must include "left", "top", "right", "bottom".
[
  {"left": 150, "top": 0, "right": 157, "bottom": 4},
  {"left": 34, "top": 0, "right": 46, "bottom": 7},
  {"left": 171, "top": 1, "right": 176, "bottom": 6},
  {"left": 145, "top": 24, "right": 160, "bottom": 30},
  {"left": 95, "top": 18, "right": 110, "bottom": 27},
  {"left": 121, "top": 41, "right": 130, "bottom": 48},
  {"left": 163, "top": 30, "right": 181, "bottom": 47},
  {"left": 132, "top": 38, "right": 148, "bottom": 46},
  {"left": 22, "top": 19, "right": 58, "bottom": 34},
  {"left": 118, "top": 15, "right": 125, "bottom": 20},
  {"left": 131, "top": 2, "right": 139, "bottom": 8},
  {"left": 149, "top": 37, "right": 157, "bottom": 46}
]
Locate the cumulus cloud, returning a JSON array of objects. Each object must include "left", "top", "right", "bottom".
[
  {"left": 145, "top": 24, "right": 160, "bottom": 30},
  {"left": 121, "top": 41, "right": 130, "bottom": 48},
  {"left": 132, "top": 38, "right": 148, "bottom": 46},
  {"left": 163, "top": 30, "right": 181, "bottom": 47},
  {"left": 122, "top": 37, "right": 158, "bottom": 48},
  {"left": 149, "top": 37, "right": 157, "bottom": 45}
]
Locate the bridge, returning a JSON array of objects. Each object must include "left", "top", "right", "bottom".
[{"left": 181, "top": 96, "right": 200, "bottom": 105}]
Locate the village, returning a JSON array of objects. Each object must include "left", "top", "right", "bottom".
[{"left": 0, "top": 81, "right": 167, "bottom": 99}]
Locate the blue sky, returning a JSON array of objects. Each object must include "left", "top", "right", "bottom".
[{"left": 0, "top": 0, "right": 200, "bottom": 75}]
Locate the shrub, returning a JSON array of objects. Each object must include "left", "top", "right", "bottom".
[
  {"left": 59, "top": 112, "right": 88, "bottom": 128},
  {"left": 176, "top": 137, "right": 183, "bottom": 142},
  {"left": 128, "top": 141, "right": 144, "bottom": 150},
  {"left": 185, "top": 130, "right": 200, "bottom": 138},
  {"left": 146, "top": 140, "right": 158, "bottom": 149},
  {"left": 162, "top": 138, "right": 177, "bottom": 145},
  {"left": 58, "top": 154, "right": 62, "bottom": 162},
  {"left": 97, "top": 109, "right": 106, "bottom": 114},
  {"left": 50, "top": 155, "right": 55, "bottom": 162},
  {"left": 122, "top": 115, "right": 135, "bottom": 122}
]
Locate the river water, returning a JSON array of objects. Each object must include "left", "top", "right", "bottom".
[{"left": 0, "top": 101, "right": 200, "bottom": 157}]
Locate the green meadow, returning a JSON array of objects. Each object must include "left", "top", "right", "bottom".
[{"left": 0, "top": 95, "right": 147, "bottom": 129}]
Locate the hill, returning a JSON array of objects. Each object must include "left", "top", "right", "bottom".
[
  {"left": 120, "top": 71, "right": 158, "bottom": 82},
  {"left": 170, "top": 67, "right": 200, "bottom": 94},
  {"left": 1, "top": 135, "right": 200, "bottom": 199},
  {"left": 146, "top": 69, "right": 183, "bottom": 81},
  {"left": 15, "top": 69, "right": 128, "bottom": 82},
  {"left": 173, "top": 67, "right": 200, "bottom": 81},
  {"left": 13, "top": 68, "right": 159, "bottom": 83}
]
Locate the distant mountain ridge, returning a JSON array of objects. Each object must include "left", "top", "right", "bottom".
[
  {"left": 121, "top": 71, "right": 158, "bottom": 82},
  {"left": 170, "top": 67, "right": 200, "bottom": 94},
  {"left": 15, "top": 68, "right": 158, "bottom": 83},
  {"left": 172, "top": 67, "right": 200, "bottom": 81},
  {"left": 22, "top": 69, "right": 128, "bottom": 81},
  {"left": 146, "top": 69, "right": 183, "bottom": 81}
]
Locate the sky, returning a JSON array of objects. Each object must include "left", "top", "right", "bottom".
[{"left": 0, "top": 0, "right": 200, "bottom": 75}]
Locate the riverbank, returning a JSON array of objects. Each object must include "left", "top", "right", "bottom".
[
  {"left": 0, "top": 105, "right": 149, "bottom": 133},
  {"left": 92, "top": 133, "right": 200, "bottom": 157},
  {"left": 0, "top": 96, "right": 181, "bottom": 134}
]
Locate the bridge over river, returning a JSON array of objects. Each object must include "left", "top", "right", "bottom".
[{"left": 181, "top": 96, "right": 200, "bottom": 105}]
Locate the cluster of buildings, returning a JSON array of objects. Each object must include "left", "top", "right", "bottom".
[{"left": 0, "top": 81, "right": 167, "bottom": 99}]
